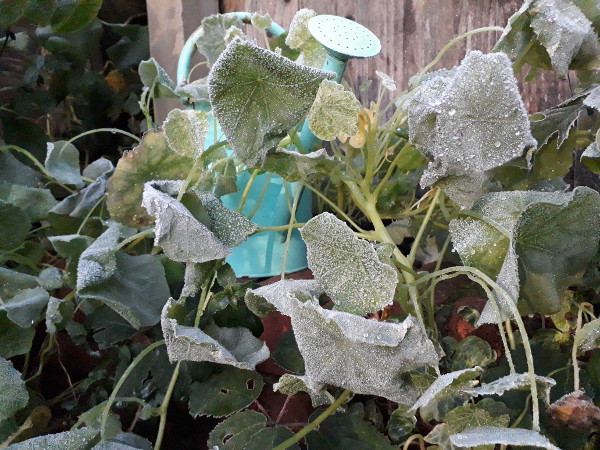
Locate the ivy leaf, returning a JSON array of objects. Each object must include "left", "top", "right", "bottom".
[
  {"left": 262, "top": 148, "right": 340, "bottom": 183},
  {"left": 163, "top": 109, "right": 209, "bottom": 159},
  {"left": 106, "top": 130, "right": 191, "bottom": 227},
  {"left": 142, "top": 181, "right": 257, "bottom": 263},
  {"left": 307, "top": 80, "right": 362, "bottom": 141},
  {"left": 445, "top": 400, "right": 511, "bottom": 437},
  {"left": 450, "top": 187, "right": 600, "bottom": 322},
  {"left": 6, "top": 427, "right": 99, "bottom": 450},
  {"left": 0, "top": 312, "right": 35, "bottom": 358},
  {"left": 138, "top": 58, "right": 177, "bottom": 98},
  {"left": 300, "top": 213, "right": 398, "bottom": 315},
  {"left": 0, "top": 184, "right": 57, "bottom": 221},
  {"left": 408, "top": 51, "right": 536, "bottom": 208},
  {"left": 0, "top": 201, "right": 30, "bottom": 251},
  {"left": 387, "top": 406, "right": 417, "bottom": 443},
  {"left": 409, "top": 368, "right": 482, "bottom": 413},
  {"left": 77, "top": 222, "right": 170, "bottom": 328},
  {"left": 195, "top": 13, "right": 244, "bottom": 67},
  {"left": 45, "top": 141, "right": 83, "bottom": 187},
  {"left": 208, "top": 38, "right": 332, "bottom": 167},
  {"left": 305, "top": 411, "right": 395, "bottom": 449},
  {"left": 574, "top": 318, "right": 600, "bottom": 352},
  {"left": 51, "top": 0, "right": 102, "bottom": 33},
  {"left": 462, "top": 373, "right": 556, "bottom": 404},
  {"left": 0, "top": 288, "right": 49, "bottom": 328},
  {"left": 0, "top": 357, "right": 28, "bottom": 422},
  {"left": 449, "top": 426, "right": 560, "bottom": 450},
  {"left": 249, "top": 280, "right": 439, "bottom": 403},
  {"left": 449, "top": 336, "right": 497, "bottom": 371},
  {"left": 188, "top": 366, "right": 264, "bottom": 418},
  {"left": 161, "top": 299, "right": 269, "bottom": 369}
]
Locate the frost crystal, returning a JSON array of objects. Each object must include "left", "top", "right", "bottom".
[
  {"left": 163, "top": 109, "right": 209, "bottom": 159},
  {"left": 408, "top": 51, "right": 536, "bottom": 208},
  {"left": 307, "top": 80, "right": 362, "bottom": 141},
  {"left": 300, "top": 213, "right": 398, "bottom": 315},
  {"left": 161, "top": 299, "right": 269, "bottom": 369},
  {"left": 450, "top": 426, "right": 560, "bottom": 450},
  {"left": 208, "top": 38, "right": 332, "bottom": 167}
]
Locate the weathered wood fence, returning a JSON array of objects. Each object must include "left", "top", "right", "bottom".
[{"left": 147, "top": 0, "right": 572, "bottom": 121}]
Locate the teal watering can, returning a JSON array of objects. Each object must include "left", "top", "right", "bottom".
[{"left": 176, "top": 12, "right": 380, "bottom": 277}]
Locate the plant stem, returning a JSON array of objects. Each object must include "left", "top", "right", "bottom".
[
  {"left": 408, "top": 189, "right": 441, "bottom": 264},
  {"left": 177, "top": 157, "right": 202, "bottom": 201},
  {"left": 76, "top": 196, "right": 105, "bottom": 234},
  {"left": 303, "top": 183, "right": 366, "bottom": 233},
  {"left": 280, "top": 186, "right": 303, "bottom": 279},
  {"left": 272, "top": 389, "right": 351, "bottom": 450},
  {"left": 116, "top": 229, "right": 154, "bottom": 251},
  {"left": 154, "top": 361, "right": 181, "bottom": 450},
  {"left": 237, "top": 169, "right": 259, "bottom": 212},
  {"left": 572, "top": 305, "right": 585, "bottom": 391},
  {"left": 254, "top": 223, "right": 305, "bottom": 233},
  {"left": 100, "top": 340, "right": 165, "bottom": 439},
  {"left": 68, "top": 128, "right": 141, "bottom": 144}
]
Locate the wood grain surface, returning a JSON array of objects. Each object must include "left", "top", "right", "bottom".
[{"left": 220, "top": 0, "right": 573, "bottom": 113}]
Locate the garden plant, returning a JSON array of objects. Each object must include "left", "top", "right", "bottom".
[{"left": 1, "top": 1, "right": 600, "bottom": 449}]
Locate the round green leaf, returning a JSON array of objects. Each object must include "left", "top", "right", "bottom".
[
  {"left": 51, "top": 0, "right": 102, "bottom": 33},
  {"left": 0, "top": 357, "right": 28, "bottom": 422},
  {"left": 0, "top": 201, "right": 30, "bottom": 251}
]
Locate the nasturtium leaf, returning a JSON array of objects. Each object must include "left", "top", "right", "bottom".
[
  {"left": 450, "top": 426, "right": 560, "bottom": 450},
  {"left": 0, "top": 288, "right": 49, "bottom": 328},
  {"left": 7, "top": 427, "right": 99, "bottom": 450},
  {"left": 251, "top": 13, "right": 272, "bottom": 30},
  {"left": 307, "top": 80, "right": 362, "bottom": 141},
  {"left": 300, "top": 213, "right": 398, "bottom": 315},
  {"left": 0, "top": 184, "right": 57, "bottom": 221},
  {"left": 249, "top": 280, "right": 438, "bottom": 403},
  {"left": 0, "top": 357, "right": 28, "bottom": 422},
  {"left": 77, "top": 222, "right": 169, "bottom": 328},
  {"left": 49, "top": 234, "right": 94, "bottom": 284},
  {"left": 138, "top": 58, "right": 177, "bottom": 98},
  {"left": 106, "top": 130, "right": 191, "bottom": 227},
  {"left": 285, "top": 8, "right": 327, "bottom": 67},
  {"left": 163, "top": 109, "right": 209, "bottom": 159},
  {"left": 452, "top": 187, "right": 600, "bottom": 322},
  {"left": 188, "top": 366, "right": 263, "bottom": 418},
  {"left": 207, "top": 410, "right": 267, "bottom": 450},
  {"left": 245, "top": 279, "right": 323, "bottom": 317},
  {"left": 45, "top": 141, "right": 83, "bottom": 187},
  {"left": 142, "top": 181, "right": 256, "bottom": 263},
  {"left": 195, "top": 13, "right": 244, "bottom": 67},
  {"left": 408, "top": 51, "right": 536, "bottom": 208},
  {"left": 0, "top": 201, "right": 30, "bottom": 251},
  {"left": 445, "top": 399, "right": 511, "bottom": 437},
  {"left": 262, "top": 148, "right": 340, "bottom": 182},
  {"left": 462, "top": 373, "right": 556, "bottom": 404},
  {"left": 305, "top": 411, "right": 395, "bottom": 450},
  {"left": 0, "top": 152, "right": 41, "bottom": 188},
  {"left": 51, "top": 0, "right": 102, "bottom": 33},
  {"left": 274, "top": 374, "right": 333, "bottom": 407},
  {"left": 574, "top": 318, "right": 600, "bottom": 352},
  {"left": 161, "top": 299, "right": 269, "bottom": 369},
  {"left": 208, "top": 38, "right": 332, "bottom": 167},
  {"left": 449, "top": 336, "right": 497, "bottom": 371},
  {"left": 409, "top": 368, "right": 482, "bottom": 413},
  {"left": 0, "top": 312, "right": 35, "bottom": 358}
]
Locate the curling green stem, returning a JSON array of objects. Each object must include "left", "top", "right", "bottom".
[
  {"left": 154, "top": 361, "right": 181, "bottom": 450},
  {"left": 273, "top": 389, "right": 351, "bottom": 450},
  {"left": 280, "top": 186, "right": 303, "bottom": 279},
  {"left": 237, "top": 169, "right": 259, "bottom": 212},
  {"left": 116, "top": 229, "right": 154, "bottom": 251},
  {"left": 68, "top": 128, "right": 141, "bottom": 144},
  {"left": 408, "top": 189, "right": 441, "bottom": 264},
  {"left": 76, "top": 195, "right": 104, "bottom": 235}
]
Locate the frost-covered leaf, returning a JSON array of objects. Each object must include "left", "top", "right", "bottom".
[
  {"left": 0, "top": 184, "right": 57, "bottom": 221},
  {"left": 7, "top": 427, "right": 99, "bottom": 450},
  {"left": 38, "top": 267, "right": 63, "bottom": 291},
  {"left": 188, "top": 366, "right": 263, "bottom": 418},
  {"left": 0, "top": 201, "right": 30, "bottom": 251},
  {"left": 246, "top": 278, "right": 323, "bottom": 317},
  {"left": 251, "top": 13, "right": 272, "bottom": 30},
  {"left": 408, "top": 51, "right": 536, "bottom": 208},
  {"left": 161, "top": 298, "right": 269, "bottom": 369},
  {"left": 376, "top": 70, "right": 397, "bottom": 91},
  {"left": 273, "top": 374, "right": 332, "bottom": 407},
  {"left": 449, "top": 336, "right": 497, "bottom": 370},
  {"left": 449, "top": 426, "right": 560, "bottom": 450},
  {"left": 208, "top": 38, "right": 332, "bottom": 167},
  {"left": 285, "top": 8, "right": 327, "bottom": 67},
  {"left": 424, "top": 423, "right": 460, "bottom": 450},
  {"left": 273, "top": 329, "right": 305, "bottom": 374},
  {"left": 450, "top": 187, "right": 600, "bottom": 322},
  {"left": 307, "top": 80, "right": 362, "bottom": 141},
  {"left": 0, "top": 357, "right": 28, "bottom": 422},
  {"left": 387, "top": 406, "right": 417, "bottom": 443},
  {"left": 300, "top": 213, "right": 398, "bottom": 315},
  {"left": 583, "top": 85, "right": 600, "bottom": 110},
  {"left": 581, "top": 130, "right": 600, "bottom": 173},
  {"left": 262, "top": 148, "right": 340, "bottom": 182},
  {"left": 83, "top": 157, "right": 114, "bottom": 180},
  {"left": 45, "top": 296, "right": 64, "bottom": 334},
  {"left": 174, "top": 79, "right": 210, "bottom": 106},
  {"left": 0, "top": 312, "right": 35, "bottom": 359},
  {"left": 49, "top": 234, "right": 94, "bottom": 284},
  {"left": 445, "top": 399, "right": 511, "bottom": 436},
  {"left": 409, "top": 368, "right": 482, "bottom": 413},
  {"left": 142, "top": 181, "right": 256, "bottom": 263},
  {"left": 106, "top": 130, "right": 191, "bottom": 227},
  {"left": 547, "top": 389, "right": 600, "bottom": 429},
  {"left": 195, "top": 13, "right": 244, "bottom": 67},
  {"left": 163, "top": 109, "right": 209, "bottom": 159},
  {"left": 45, "top": 141, "right": 83, "bottom": 187},
  {"left": 0, "top": 288, "right": 49, "bottom": 328},
  {"left": 463, "top": 373, "right": 556, "bottom": 404},
  {"left": 252, "top": 280, "right": 439, "bottom": 403},
  {"left": 77, "top": 222, "right": 169, "bottom": 328},
  {"left": 92, "top": 433, "right": 153, "bottom": 450},
  {"left": 138, "top": 57, "right": 176, "bottom": 98},
  {"left": 305, "top": 411, "right": 395, "bottom": 450},
  {"left": 574, "top": 318, "right": 600, "bottom": 351},
  {"left": 0, "top": 152, "right": 41, "bottom": 188},
  {"left": 50, "top": 169, "right": 111, "bottom": 220}
]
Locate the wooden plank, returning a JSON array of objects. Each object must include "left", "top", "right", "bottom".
[
  {"left": 146, "top": 0, "right": 219, "bottom": 123},
  {"left": 220, "top": 0, "right": 571, "bottom": 113}
]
